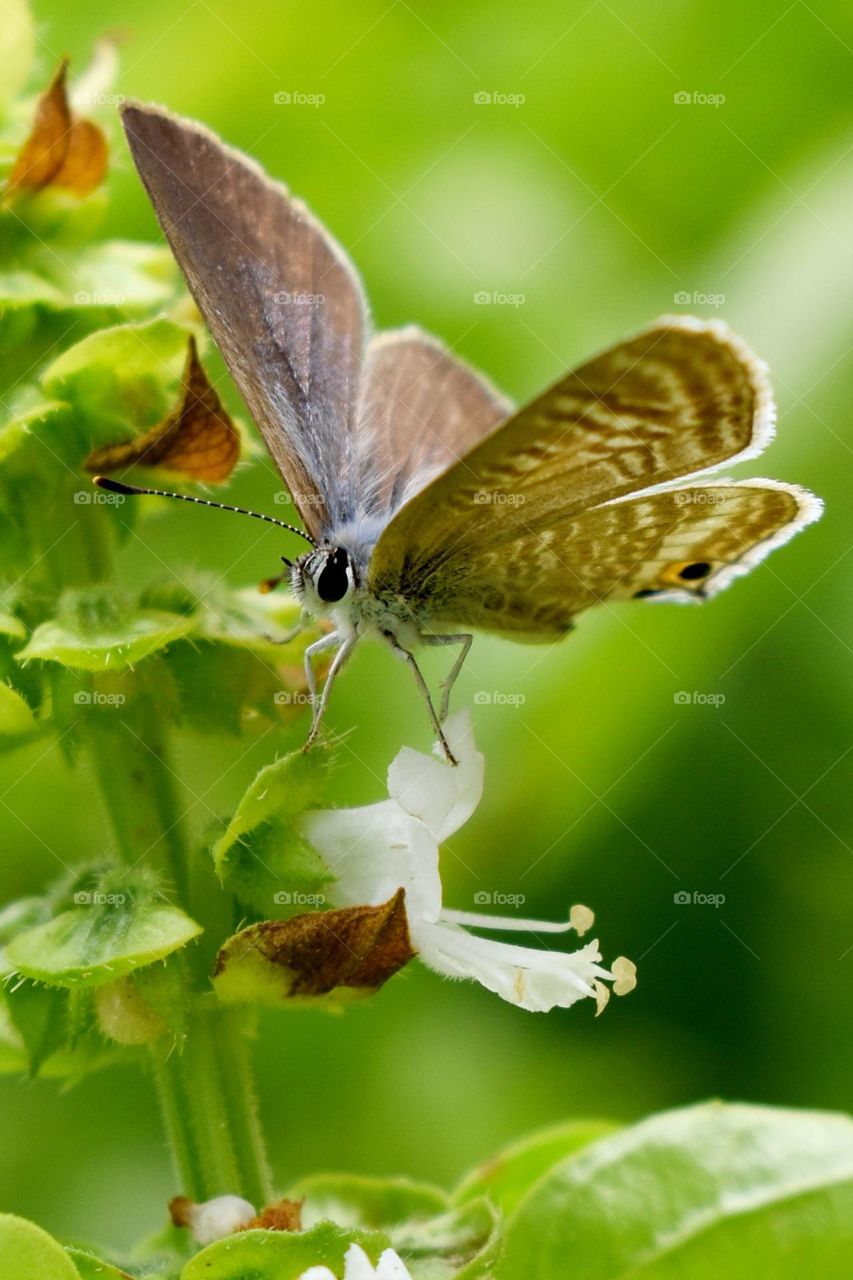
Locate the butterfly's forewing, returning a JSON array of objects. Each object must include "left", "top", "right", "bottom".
[
  {"left": 121, "top": 103, "right": 367, "bottom": 540},
  {"left": 354, "top": 326, "right": 512, "bottom": 520},
  {"left": 370, "top": 316, "right": 776, "bottom": 588},
  {"left": 394, "top": 482, "right": 819, "bottom": 639}
]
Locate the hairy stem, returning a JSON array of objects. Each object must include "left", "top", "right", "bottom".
[
  {"left": 152, "top": 1003, "right": 272, "bottom": 1207},
  {"left": 78, "top": 665, "right": 273, "bottom": 1206}
]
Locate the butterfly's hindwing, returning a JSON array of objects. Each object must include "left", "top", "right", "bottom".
[
  {"left": 353, "top": 327, "right": 512, "bottom": 523},
  {"left": 373, "top": 482, "right": 817, "bottom": 640}
]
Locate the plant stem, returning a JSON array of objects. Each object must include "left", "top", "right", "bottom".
[
  {"left": 78, "top": 667, "right": 274, "bottom": 1207},
  {"left": 81, "top": 670, "right": 190, "bottom": 903},
  {"left": 152, "top": 1003, "right": 272, "bottom": 1207}
]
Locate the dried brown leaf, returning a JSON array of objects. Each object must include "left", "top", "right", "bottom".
[
  {"left": 6, "top": 58, "right": 107, "bottom": 197},
  {"left": 214, "top": 890, "right": 414, "bottom": 1001},
  {"left": 85, "top": 335, "right": 240, "bottom": 483}
]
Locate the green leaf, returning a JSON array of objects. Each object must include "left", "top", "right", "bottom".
[
  {"left": 0, "top": 0, "right": 35, "bottom": 112},
  {"left": 45, "top": 240, "right": 178, "bottom": 315},
  {"left": 0, "top": 1214, "right": 79, "bottom": 1280},
  {"left": 402, "top": 1200, "right": 501, "bottom": 1279},
  {"left": 498, "top": 1102, "right": 853, "bottom": 1280},
  {"left": 181, "top": 1222, "right": 391, "bottom": 1280},
  {"left": 0, "top": 606, "right": 26, "bottom": 640},
  {"left": 215, "top": 750, "right": 329, "bottom": 875},
  {"left": 0, "top": 271, "right": 65, "bottom": 308},
  {"left": 0, "top": 1000, "right": 27, "bottom": 1074},
  {"left": 0, "top": 679, "right": 37, "bottom": 734},
  {"left": 295, "top": 1173, "right": 449, "bottom": 1230},
  {"left": 17, "top": 588, "right": 194, "bottom": 671},
  {"left": 452, "top": 1119, "right": 618, "bottom": 1217},
  {"left": 290, "top": 1176, "right": 500, "bottom": 1278},
  {"left": 65, "top": 1247, "right": 137, "bottom": 1278},
  {"left": 40, "top": 317, "right": 190, "bottom": 432},
  {"left": 2, "top": 980, "right": 67, "bottom": 1074},
  {"left": 6, "top": 896, "right": 202, "bottom": 988},
  {"left": 212, "top": 748, "right": 331, "bottom": 907}
]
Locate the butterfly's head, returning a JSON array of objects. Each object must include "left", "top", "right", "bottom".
[{"left": 291, "top": 545, "right": 357, "bottom": 616}]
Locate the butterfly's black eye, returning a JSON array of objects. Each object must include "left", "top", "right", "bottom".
[
  {"left": 678, "top": 561, "right": 712, "bottom": 581},
  {"left": 315, "top": 548, "right": 351, "bottom": 603}
]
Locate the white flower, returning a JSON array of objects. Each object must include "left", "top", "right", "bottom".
[
  {"left": 301, "top": 712, "right": 636, "bottom": 1015},
  {"left": 299, "top": 1243, "right": 412, "bottom": 1279}
]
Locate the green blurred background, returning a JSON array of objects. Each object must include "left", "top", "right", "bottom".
[{"left": 2, "top": 0, "right": 852, "bottom": 1251}]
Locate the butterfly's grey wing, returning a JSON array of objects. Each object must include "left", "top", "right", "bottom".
[
  {"left": 121, "top": 103, "right": 367, "bottom": 540},
  {"left": 396, "top": 482, "right": 820, "bottom": 639},
  {"left": 353, "top": 326, "right": 512, "bottom": 521}
]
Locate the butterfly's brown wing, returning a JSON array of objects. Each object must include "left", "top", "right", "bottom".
[
  {"left": 353, "top": 326, "right": 512, "bottom": 519},
  {"left": 369, "top": 317, "right": 821, "bottom": 633},
  {"left": 370, "top": 316, "right": 776, "bottom": 583},
  {"left": 399, "top": 482, "right": 819, "bottom": 639},
  {"left": 121, "top": 103, "right": 367, "bottom": 540}
]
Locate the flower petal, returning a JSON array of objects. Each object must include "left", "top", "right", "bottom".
[
  {"left": 302, "top": 800, "right": 442, "bottom": 923},
  {"left": 387, "top": 710, "right": 483, "bottom": 842},
  {"left": 412, "top": 920, "right": 613, "bottom": 1014},
  {"left": 376, "top": 1248, "right": 414, "bottom": 1278}
]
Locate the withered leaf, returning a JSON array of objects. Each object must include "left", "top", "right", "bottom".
[
  {"left": 241, "top": 1198, "right": 303, "bottom": 1233},
  {"left": 6, "top": 58, "right": 108, "bottom": 198},
  {"left": 169, "top": 1196, "right": 193, "bottom": 1229},
  {"left": 85, "top": 335, "right": 240, "bottom": 483},
  {"left": 214, "top": 890, "right": 414, "bottom": 1003}
]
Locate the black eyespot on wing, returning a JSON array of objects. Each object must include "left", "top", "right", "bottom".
[
  {"left": 678, "top": 561, "right": 712, "bottom": 581},
  {"left": 633, "top": 588, "right": 662, "bottom": 599},
  {"left": 316, "top": 548, "right": 350, "bottom": 602}
]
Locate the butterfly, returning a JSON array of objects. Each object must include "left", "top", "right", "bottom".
[{"left": 100, "top": 103, "right": 822, "bottom": 763}]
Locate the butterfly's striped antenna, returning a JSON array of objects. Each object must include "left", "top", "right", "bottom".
[{"left": 92, "top": 476, "right": 317, "bottom": 551}]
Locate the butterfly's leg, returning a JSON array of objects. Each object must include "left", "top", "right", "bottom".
[
  {"left": 422, "top": 632, "right": 473, "bottom": 722},
  {"left": 384, "top": 632, "right": 458, "bottom": 766},
  {"left": 303, "top": 631, "right": 355, "bottom": 752},
  {"left": 267, "top": 608, "right": 308, "bottom": 647},
  {"left": 303, "top": 629, "right": 341, "bottom": 737}
]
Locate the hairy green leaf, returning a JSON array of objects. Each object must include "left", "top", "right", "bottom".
[
  {"left": 181, "top": 1222, "right": 390, "bottom": 1280},
  {"left": 6, "top": 897, "right": 202, "bottom": 988}
]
